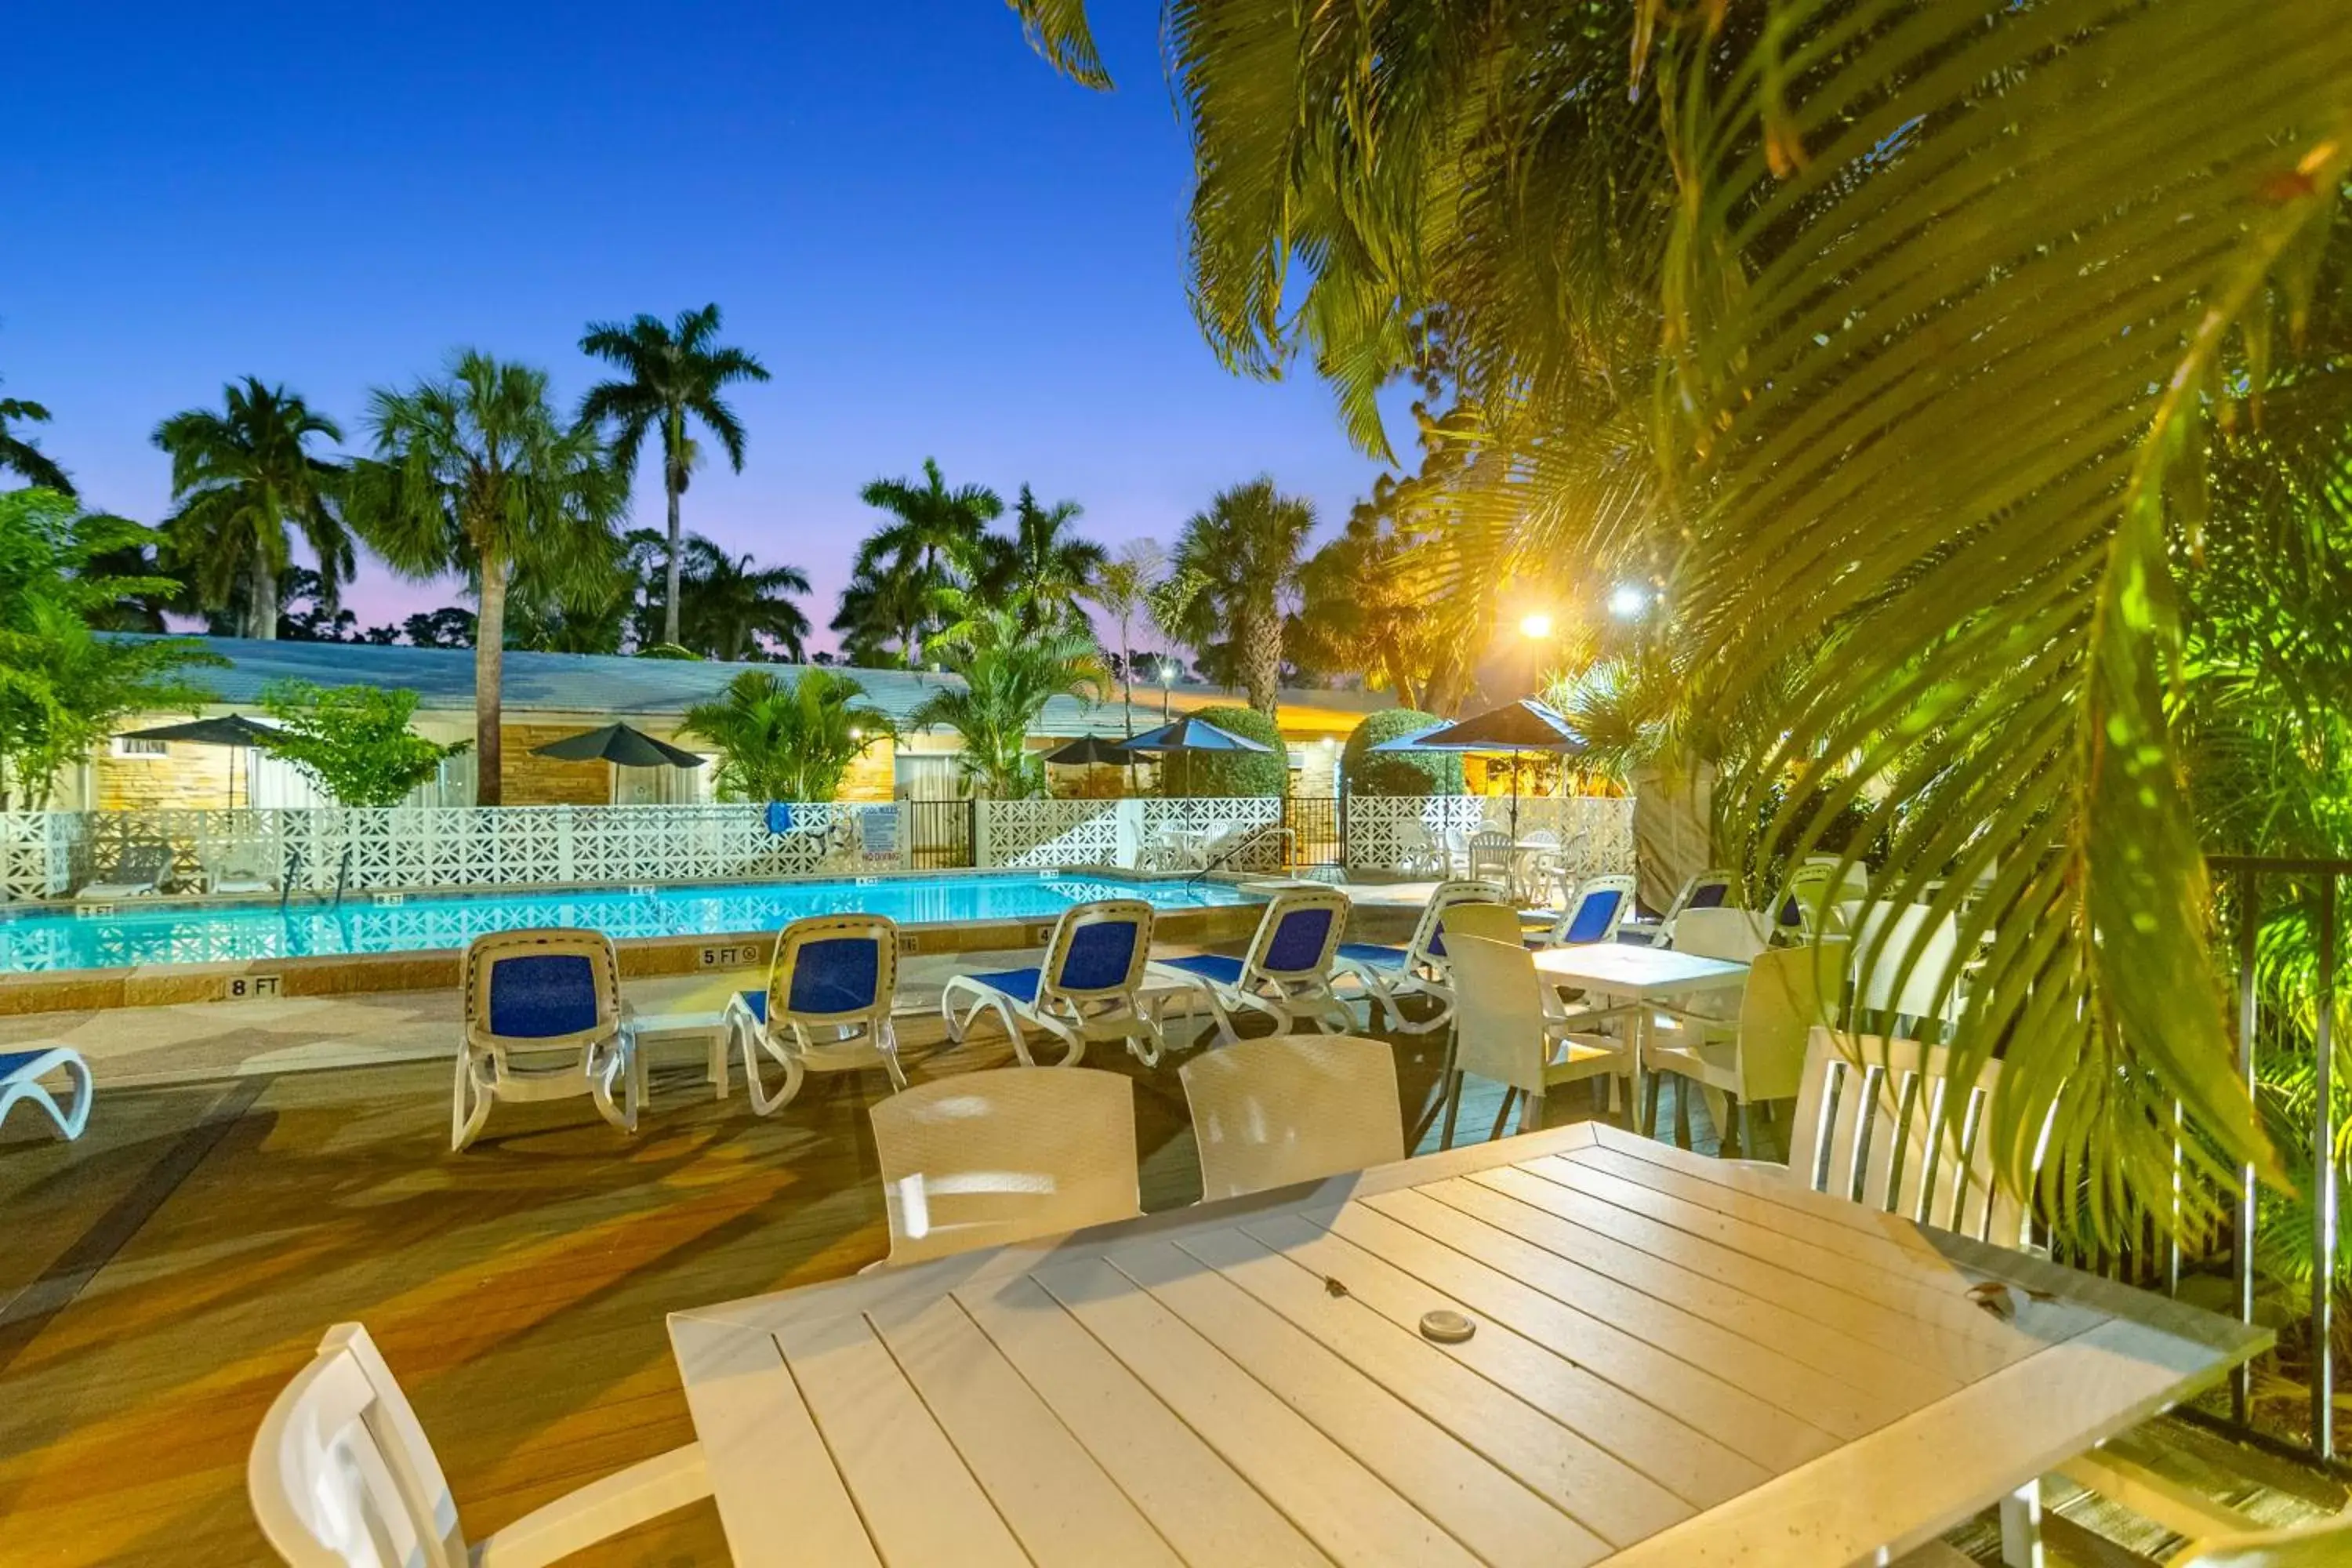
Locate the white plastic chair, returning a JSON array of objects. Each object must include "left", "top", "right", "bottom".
[
  {"left": 1641, "top": 942, "right": 1840, "bottom": 1156},
  {"left": 869, "top": 1067, "right": 1142, "bottom": 1267},
  {"left": 1466, "top": 829, "right": 1514, "bottom": 886},
  {"left": 452, "top": 929, "right": 637, "bottom": 1153},
  {"left": 205, "top": 840, "right": 281, "bottom": 895},
  {"left": 1439, "top": 932, "right": 1628, "bottom": 1145},
  {"left": 1153, "top": 886, "right": 1353, "bottom": 1044},
  {"left": 78, "top": 839, "right": 174, "bottom": 899},
  {"left": 1181, "top": 1034, "right": 1404, "bottom": 1200},
  {"left": 248, "top": 1321, "right": 708, "bottom": 1568},
  {"left": 1523, "top": 872, "right": 1636, "bottom": 948},
  {"left": 1844, "top": 900, "right": 1968, "bottom": 1034},
  {"left": 1332, "top": 878, "right": 1506, "bottom": 1033},
  {"left": 0, "top": 1047, "right": 93, "bottom": 1141},
  {"left": 728, "top": 913, "right": 903, "bottom": 1115},
  {"left": 942, "top": 898, "right": 1162, "bottom": 1066},
  {"left": 2173, "top": 1510, "right": 2352, "bottom": 1566},
  {"left": 1670, "top": 906, "right": 1775, "bottom": 964},
  {"left": 1395, "top": 819, "right": 1449, "bottom": 877}
]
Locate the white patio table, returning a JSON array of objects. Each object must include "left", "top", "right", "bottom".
[
  {"left": 667, "top": 1120, "right": 2263, "bottom": 1568},
  {"left": 1534, "top": 942, "right": 1750, "bottom": 1133}
]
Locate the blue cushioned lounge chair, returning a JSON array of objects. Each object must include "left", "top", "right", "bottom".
[
  {"left": 0, "top": 1045, "right": 93, "bottom": 1142},
  {"left": 1330, "top": 879, "right": 1504, "bottom": 1034},
  {"left": 728, "top": 913, "right": 903, "bottom": 1115},
  {"left": 1524, "top": 873, "right": 1638, "bottom": 949},
  {"left": 1153, "top": 886, "right": 1355, "bottom": 1045},
  {"left": 453, "top": 928, "right": 637, "bottom": 1152},
  {"left": 1619, "top": 866, "right": 1736, "bottom": 946},
  {"left": 940, "top": 898, "right": 1163, "bottom": 1067}
]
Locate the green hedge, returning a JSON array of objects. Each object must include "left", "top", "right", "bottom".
[
  {"left": 1160, "top": 705, "right": 1287, "bottom": 797},
  {"left": 1341, "top": 708, "right": 1461, "bottom": 796}
]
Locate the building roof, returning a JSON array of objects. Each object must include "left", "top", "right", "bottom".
[{"left": 124, "top": 635, "right": 1397, "bottom": 739}]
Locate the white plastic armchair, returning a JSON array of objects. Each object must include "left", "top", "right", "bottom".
[
  {"left": 1640, "top": 942, "right": 1840, "bottom": 1157},
  {"left": 1845, "top": 900, "right": 1969, "bottom": 1035},
  {"left": 942, "top": 898, "right": 1161, "bottom": 1066},
  {"left": 729, "top": 913, "right": 903, "bottom": 1115},
  {"left": 1440, "top": 932, "right": 1628, "bottom": 1146},
  {"left": 248, "top": 1322, "right": 709, "bottom": 1568},
  {"left": 2173, "top": 1510, "right": 2352, "bottom": 1566},
  {"left": 453, "top": 929, "right": 637, "bottom": 1153},
  {"left": 1181, "top": 1034, "right": 1404, "bottom": 1200},
  {"left": 869, "top": 1067, "right": 1142, "bottom": 1267}
]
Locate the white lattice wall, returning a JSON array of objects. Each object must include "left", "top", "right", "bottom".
[
  {"left": 1343, "top": 794, "right": 1634, "bottom": 880},
  {"left": 978, "top": 800, "right": 1125, "bottom": 869},
  {"left": 1142, "top": 796, "right": 1287, "bottom": 872},
  {"left": 4, "top": 803, "right": 906, "bottom": 898}
]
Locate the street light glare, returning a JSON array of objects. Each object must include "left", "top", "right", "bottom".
[
  {"left": 1607, "top": 584, "right": 1650, "bottom": 619},
  {"left": 1518, "top": 612, "right": 1555, "bottom": 640}
]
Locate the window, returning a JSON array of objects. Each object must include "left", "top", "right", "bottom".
[{"left": 111, "top": 737, "right": 168, "bottom": 759}]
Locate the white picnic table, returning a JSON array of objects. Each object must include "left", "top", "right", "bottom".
[{"left": 666, "top": 1119, "right": 2264, "bottom": 1567}]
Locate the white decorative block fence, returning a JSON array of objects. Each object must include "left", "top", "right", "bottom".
[{"left": 0, "top": 793, "right": 1634, "bottom": 902}]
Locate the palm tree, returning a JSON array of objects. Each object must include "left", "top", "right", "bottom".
[
  {"left": 151, "top": 379, "right": 352, "bottom": 641},
  {"left": 0, "top": 379, "right": 71, "bottom": 495},
  {"left": 673, "top": 534, "right": 812, "bottom": 661},
  {"left": 849, "top": 459, "right": 1001, "bottom": 663},
  {"left": 1086, "top": 539, "right": 1163, "bottom": 733},
  {"left": 682, "top": 668, "right": 893, "bottom": 801},
  {"left": 345, "top": 351, "right": 625, "bottom": 804},
  {"left": 579, "top": 304, "right": 771, "bottom": 648},
  {"left": 976, "top": 486, "right": 1106, "bottom": 633},
  {"left": 1171, "top": 477, "right": 1315, "bottom": 720},
  {"left": 913, "top": 590, "right": 1107, "bottom": 798},
  {"left": 1004, "top": 0, "right": 2352, "bottom": 1244}
]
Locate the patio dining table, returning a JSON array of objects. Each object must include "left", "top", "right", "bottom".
[
  {"left": 1533, "top": 942, "right": 1751, "bottom": 1133},
  {"left": 666, "top": 1120, "right": 2263, "bottom": 1567}
]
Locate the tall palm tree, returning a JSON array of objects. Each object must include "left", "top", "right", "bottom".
[
  {"left": 151, "top": 379, "right": 352, "bottom": 641},
  {"left": 579, "top": 304, "right": 770, "bottom": 648},
  {"left": 1171, "top": 477, "right": 1315, "bottom": 720},
  {"left": 849, "top": 458, "right": 1002, "bottom": 663},
  {"left": 673, "top": 534, "right": 813, "bottom": 662},
  {"left": 345, "top": 351, "right": 625, "bottom": 804},
  {"left": 976, "top": 486, "right": 1106, "bottom": 633},
  {"left": 0, "top": 379, "right": 71, "bottom": 495},
  {"left": 1086, "top": 539, "right": 1163, "bottom": 733}
]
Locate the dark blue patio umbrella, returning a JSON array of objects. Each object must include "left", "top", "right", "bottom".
[
  {"left": 1118, "top": 715, "right": 1277, "bottom": 803},
  {"left": 1043, "top": 735, "right": 1143, "bottom": 767},
  {"left": 1370, "top": 698, "right": 1585, "bottom": 837}
]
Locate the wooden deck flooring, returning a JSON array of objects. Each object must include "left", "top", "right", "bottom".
[{"left": 0, "top": 1019, "right": 2328, "bottom": 1566}]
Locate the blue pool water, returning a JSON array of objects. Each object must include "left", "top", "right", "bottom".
[{"left": 0, "top": 873, "right": 1256, "bottom": 974}]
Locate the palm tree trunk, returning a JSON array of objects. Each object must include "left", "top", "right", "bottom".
[
  {"left": 476, "top": 557, "right": 506, "bottom": 806},
  {"left": 663, "top": 476, "right": 684, "bottom": 648},
  {"left": 1120, "top": 612, "right": 1134, "bottom": 734},
  {"left": 248, "top": 548, "right": 278, "bottom": 640},
  {"left": 1242, "top": 604, "right": 1280, "bottom": 720}
]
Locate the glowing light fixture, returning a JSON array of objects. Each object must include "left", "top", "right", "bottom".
[
  {"left": 1518, "top": 611, "right": 1555, "bottom": 640},
  {"left": 1607, "top": 584, "right": 1650, "bottom": 619}
]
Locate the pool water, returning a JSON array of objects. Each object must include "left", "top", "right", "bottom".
[{"left": 0, "top": 873, "right": 1255, "bottom": 974}]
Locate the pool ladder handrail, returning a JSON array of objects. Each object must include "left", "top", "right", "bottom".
[{"left": 277, "top": 843, "right": 355, "bottom": 911}]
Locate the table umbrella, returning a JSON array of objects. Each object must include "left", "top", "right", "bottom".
[
  {"left": 529, "top": 722, "right": 706, "bottom": 769},
  {"left": 122, "top": 715, "right": 285, "bottom": 808},
  {"left": 1043, "top": 735, "right": 1142, "bottom": 767},
  {"left": 1370, "top": 698, "right": 1585, "bottom": 839},
  {"left": 1115, "top": 716, "right": 1276, "bottom": 754}
]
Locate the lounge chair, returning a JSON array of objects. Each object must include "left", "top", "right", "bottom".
[
  {"left": 78, "top": 840, "right": 174, "bottom": 900},
  {"left": 204, "top": 840, "right": 280, "bottom": 896},
  {"left": 1152, "top": 886, "right": 1352, "bottom": 1045},
  {"left": 1522, "top": 872, "right": 1637, "bottom": 949},
  {"left": 728, "top": 913, "right": 904, "bottom": 1114},
  {"left": 1332, "top": 878, "right": 1505, "bottom": 1033},
  {"left": 1619, "top": 866, "right": 1736, "bottom": 946},
  {"left": 452, "top": 928, "right": 638, "bottom": 1152},
  {"left": 941, "top": 898, "right": 1162, "bottom": 1067},
  {"left": 249, "top": 1321, "right": 709, "bottom": 1567},
  {"left": 0, "top": 1046, "right": 93, "bottom": 1141}
]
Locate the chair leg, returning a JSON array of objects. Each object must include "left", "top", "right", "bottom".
[
  {"left": 738, "top": 1023, "right": 807, "bottom": 1116},
  {"left": 451, "top": 1052, "right": 492, "bottom": 1152},
  {"left": 1642, "top": 1070, "right": 1663, "bottom": 1139},
  {"left": 1520, "top": 1087, "right": 1544, "bottom": 1135},
  {"left": 1489, "top": 1087, "right": 1520, "bottom": 1143},
  {"left": 1998, "top": 1479, "right": 2043, "bottom": 1568},
  {"left": 1673, "top": 1077, "right": 1692, "bottom": 1149},
  {"left": 1439, "top": 1071, "right": 1464, "bottom": 1151},
  {"left": 1721, "top": 1092, "right": 1743, "bottom": 1160}
]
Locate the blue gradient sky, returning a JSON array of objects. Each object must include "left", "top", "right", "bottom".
[{"left": 3, "top": 2, "right": 1390, "bottom": 644}]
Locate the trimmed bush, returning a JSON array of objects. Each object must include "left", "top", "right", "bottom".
[
  {"left": 1160, "top": 705, "right": 1287, "bottom": 797},
  {"left": 1341, "top": 708, "right": 1461, "bottom": 797}
]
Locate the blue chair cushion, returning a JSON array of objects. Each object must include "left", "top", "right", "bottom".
[
  {"left": 1058, "top": 921, "right": 1138, "bottom": 992},
  {"left": 736, "top": 989, "right": 767, "bottom": 1025},
  {"left": 787, "top": 936, "right": 882, "bottom": 1015},
  {"left": 1336, "top": 942, "right": 1407, "bottom": 970},
  {"left": 1261, "top": 908, "right": 1336, "bottom": 975},
  {"left": 487, "top": 953, "right": 601, "bottom": 1039},
  {"left": 1690, "top": 882, "right": 1730, "bottom": 909},
  {"left": 964, "top": 967, "right": 1044, "bottom": 1004},
  {"left": 1159, "top": 953, "right": 1245, "bottom": 985},
  {"left": 0, "top": 1049, "right": 53, "bottom": 1079},
  {"left": 1563, "top": 889, "right": 1624, "bottom": 945}
]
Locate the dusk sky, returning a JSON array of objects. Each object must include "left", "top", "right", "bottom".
[{"left": 4, "top": 2, "right": 1395, "bottom": 645}]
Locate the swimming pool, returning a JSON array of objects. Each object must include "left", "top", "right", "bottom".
[{"left": 0, "top": 872, "right": 1257, "bottom": 974}]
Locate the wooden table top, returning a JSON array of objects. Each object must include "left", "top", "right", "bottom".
[
  {"left": 1531, "top": 942, "right": 1752, "bottom": 997},
  {"left": 669, "top": 1120, "right": 2265, "bottom": 1567}
]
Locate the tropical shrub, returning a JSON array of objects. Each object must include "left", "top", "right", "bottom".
[
  {"left": 259, "top": 681, "right": 465, "bottom": 807},
  {"left": 0, "top": 488, "right": 218, "bottom": 807},
  {"left": 1341, "top": 709, "right": 1459, "bottom": 797},
  {"left": 683, "top": 668, "right": 892, "bottom": 802},
  {"left": 912, "top": 596, "right": 1105, "bottom": 798},
  {"left": 1160, "top": 705, "right": 1285, "bottom": 797}
]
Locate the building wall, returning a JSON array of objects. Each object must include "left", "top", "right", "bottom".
[
  {"left": 92, "top": 743, "right": 244, "bottom": 811},
  {"left": 499, "top": 725, "right": 614, "bottom": 807}
]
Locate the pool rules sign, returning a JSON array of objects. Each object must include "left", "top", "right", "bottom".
[{"left": 858, "top": 808, "right": 902, "bottom": 869}]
